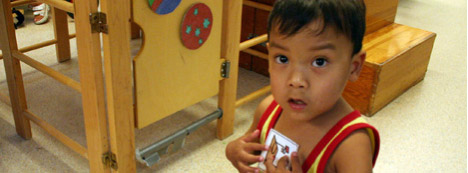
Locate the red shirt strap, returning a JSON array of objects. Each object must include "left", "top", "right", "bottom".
[
  {"left": 316, "top": 123, "right": 380, "bottom": 172},
  {"left": 302, "top": 111, "right": 362, "bottom": 172},
  {"left": 265, "top": 104, "right": 282, "bottom": 139},
  {"left": 256, "top": 100, "right": 279, "bottom": 131}
]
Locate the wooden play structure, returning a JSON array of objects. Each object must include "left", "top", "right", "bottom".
[
  {"left": 0, "top": 0, "right": 247, "bottom": 172},
  {"left": 0, "top": 0, "right": 435, "bottom": 172}
]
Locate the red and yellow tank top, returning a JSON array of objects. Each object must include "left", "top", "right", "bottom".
[{"left": 256, "top": 100, "right": 380, "bottom": 173}]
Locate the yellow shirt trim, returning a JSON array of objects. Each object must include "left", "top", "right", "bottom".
[
  {"left": 307, "top": 117, "right": 368, "bottom": 173},
  {"left": 260, "top": 105, "right": 280, "bottom": 144}
]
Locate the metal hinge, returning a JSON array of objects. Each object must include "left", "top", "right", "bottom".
[
  {"left": 90, "top": 12, "right": 108, "bottom": 34},
  {"left": 221, "top": 60, "right": 231, "bottom": 78},
  {"left": 102, "top": 151, "right": 118, "bottom": 170}
]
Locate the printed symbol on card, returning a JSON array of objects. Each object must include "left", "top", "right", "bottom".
[
  {"left": 265, "top": 136, "right": 278, "bottom": 163},
  {"left": 258, "top": 129, "right": 299, "bottom": 171},
  {"left": 283, "top": 146, "right": 289, "bottom": 154}
]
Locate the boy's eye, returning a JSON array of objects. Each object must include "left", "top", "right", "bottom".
[
  {"left": 312, "top": 58, "right": 328, "bottom": 67},
  {"left": 275, "top": 55, "right": 289, "bottom": 64}
]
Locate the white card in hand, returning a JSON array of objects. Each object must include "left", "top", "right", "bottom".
[{"left": 258, "top": 129, "right": 299, "bottom": 171}]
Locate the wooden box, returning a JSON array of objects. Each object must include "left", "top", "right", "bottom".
[
  {"left": 364, "top": 0, "right": 399, "bottom": 34},
  {"left": 343, "top": 23, "right": 436, "bottom": 115}
]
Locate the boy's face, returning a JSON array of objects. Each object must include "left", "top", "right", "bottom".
[{"left": 267, "top": 21, "right": 365, "bottom": 120}]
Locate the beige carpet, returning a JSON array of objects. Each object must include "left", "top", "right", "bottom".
[{"left": 0, "top": 0, "right": 466, "bottom": 172}]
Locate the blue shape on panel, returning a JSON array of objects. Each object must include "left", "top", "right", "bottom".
[
  {"left": 156, "top": 0, "right": 182, "bottom": 15},
  {"left": 203, "top": 18, "right": 210, "bottom": 28},
  {"left": 195, "top": 28, "right": 201, "bottom": 37},
  {"left": 186, "top": 25, "right": 192, "bottom": 34}
]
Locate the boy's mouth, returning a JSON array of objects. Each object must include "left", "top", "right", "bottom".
[{"left": 288, "top": 98, "right": 307, "bottom": 110}]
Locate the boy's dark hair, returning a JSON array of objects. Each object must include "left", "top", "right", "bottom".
[{"left": 267, "top": 0, "right": 366, "bottom": 55}]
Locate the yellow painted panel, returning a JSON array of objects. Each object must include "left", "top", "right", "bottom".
[{"left": 133, "top": 0, "right": 223, "bottom": 128}]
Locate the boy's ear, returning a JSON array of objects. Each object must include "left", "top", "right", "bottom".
[{"left": 349, "top": 51, "right": 366, "bottom": 82}]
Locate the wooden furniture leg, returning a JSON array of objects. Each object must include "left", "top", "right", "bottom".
[
  {"left": 101, "top": 0, "right": 136, "bottom": 171},
  {"left": 0, "top": 0, "right": 31, "bottom": 139},
  {"left": 217, "top": 0, "right": 243, "bottom": 139},
  {"left": 74, "top": 0, "right": 110, "bottom": 172},
  {"left": 52, "top": 7, "right": 71, "bottom": 62}
]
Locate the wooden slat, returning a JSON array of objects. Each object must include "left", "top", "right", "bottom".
[
  {"left": 217, "top": 0, "right": 243, "bottom": 139},
  {"left": 11, "top": 51, "right": 81, "bottom": 92},
  {"left": 35, "top": 0, "right": 74, "bottom": 13},
  {"left": 23, "top": 110, "right": 88, "bottom": 159},
  {"left": 71, "top": 0, "right": 110, "bottom": 171},
  {"left": 0, "top": 34, "right": 76, "bottom": 60},
  {"left": 243, "top": 0, "right": 272, "bottom": 11},
  {"left": 242, "top": 48, "right": 268, "bottom": 60},
  {"left": 236, "top": 85, "right": 271, "bottom": 107},
  {"left": 52, "top": 7, "right": 71, "bottom": 62},
  {"left": 11, "top": 0, "right": 35, "bottom": 7},
  {"left": 240, "top": 34, "right": 268, "bottom": 51},
  {"left": 0, "top": 0, "right": 32, "bottom": 139},
  {"left": 100, "top": 0, "right": 136, "bottom": 171}
]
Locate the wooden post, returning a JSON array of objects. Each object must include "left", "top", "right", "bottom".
[
  {"left": 217, "top": 0, "right": 243, "bottom": 139},
  {"left": 101, "top": 0, "right": 136, "bottom": 171},
  {"left": 52, "top": 7, "right": 71, "bottom": 62},
  {"left": 73, "top": 0, "right": 110, "bottom": 172},
  {"left": 0, "top": 0, "right": 31, "bottom": 139}
]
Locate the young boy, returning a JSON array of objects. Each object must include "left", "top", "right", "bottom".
[{"left": 225, "top": 0, "right": 380, "bottom": 172}]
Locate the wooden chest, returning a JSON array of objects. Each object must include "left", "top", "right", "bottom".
[{"left": 343, "top": 24, "right": 436, "bottom": 115}]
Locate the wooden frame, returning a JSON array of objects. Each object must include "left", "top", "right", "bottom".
[{"left": 0, "top": 0, "right": 249, "bottom": 172}]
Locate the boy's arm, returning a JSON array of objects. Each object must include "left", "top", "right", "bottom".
[
  {"left": 247, "top": 95, "right": 273, "bottom": 156},
  {"left": 328, "top": 129, "right": 374, "bottom": 173},
  {"left": 225, "top": 95, "right": 274, "bottom": 172}
]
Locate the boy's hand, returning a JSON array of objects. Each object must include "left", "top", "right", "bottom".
[
  {"left": 264, "top": 152, "right": 301, "bottom": 173},
  {"left": 226, "top": 129, "right": 268, "bottom": 173}
]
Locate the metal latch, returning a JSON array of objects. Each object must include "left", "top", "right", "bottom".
[
  {"left": 90, "top": 12, "right": 108, "bottom": 34},
  {"left": 102, "top": 151, "right": 118, "bottom": 170},
  {"left": 221, "top": 61, "right": 231, "bottom": 78}
]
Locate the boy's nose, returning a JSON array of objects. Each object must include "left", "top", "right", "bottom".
[{"left": 288, "top": 71, "right": 308, "bottom": 89}]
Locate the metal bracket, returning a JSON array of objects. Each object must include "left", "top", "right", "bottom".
[
  {"left": 221, "top": 61, "right": 231, "bottom": 78},
  {"left": 136, "top": 109, "right": 223, "bottom": 167},
  {"left": 89, "top": 12, "right": 108, "bottom": 34},
  {"left": 102, "top": 151, "right": 118, "bottom": 170}
]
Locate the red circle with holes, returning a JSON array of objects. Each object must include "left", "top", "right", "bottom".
[{"left": 180, "top": 3, "right": 213, "bottom": 50}]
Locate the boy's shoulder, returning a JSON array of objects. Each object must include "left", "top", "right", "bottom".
[
  {"left": 245, "top": 95, "right": 275, "bottom": 133},
  {"left": 326, "top": 128, "right": 374, "bottom": 172},
  {"left": 255, "top": 95, "right": 275, "bottom": 118}
]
